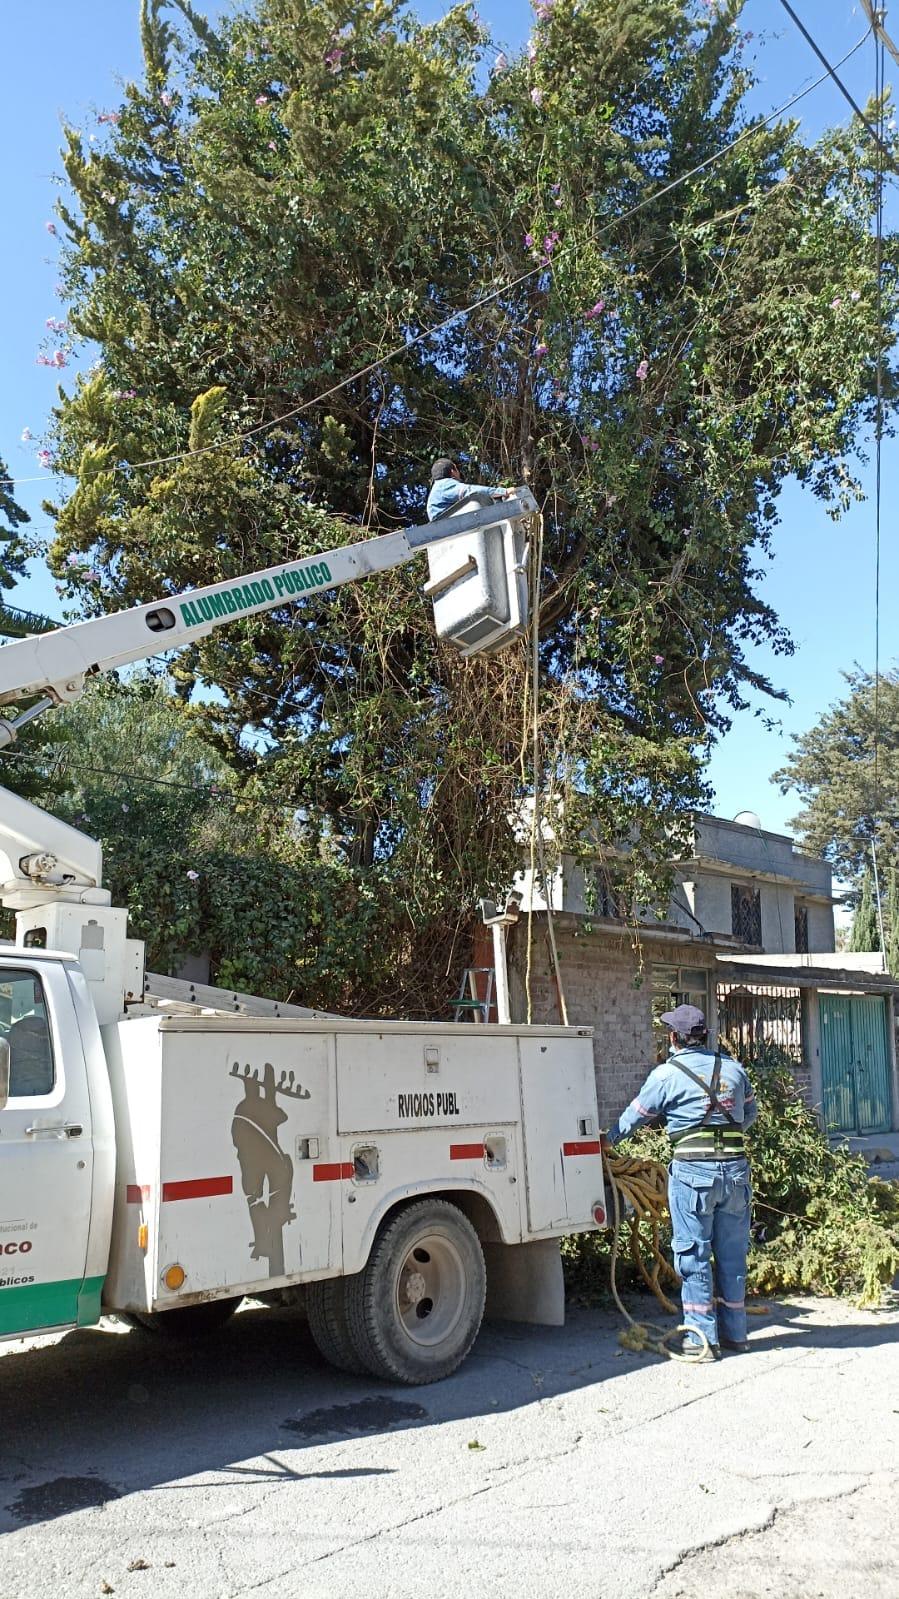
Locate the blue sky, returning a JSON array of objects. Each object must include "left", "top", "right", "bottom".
[{"left": 2, "top": 0, "right": 895, "bottom": 842}]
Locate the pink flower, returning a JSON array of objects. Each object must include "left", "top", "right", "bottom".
[
  {"left": 636, "top": 359, "right": 649, "bottom": 381},
  {"left": 37, "top": 450, "right": 53, "bottom": 469},
  {"left": 114, "top": 389, "right": 137, "bottom": 399},
  {"left": 324, "top": 46, "right": 344, "bottom": 72},
  {"left": 268, "top": 140, "right": 277, "bottom": 150},
  {"left": 542, "top": 231, "right": 559, "bottom": 254},
  {"left": 831, "top": 296, "right": 842, "bottom": 309},
  {"left": 534, "top": 0, "right": 555, "bottom": 18},
  {"left": 524, "top": 232, "right": 535, "bottom": 249},
  {"left": 653, "top": 654, "right": 665, "bottom": 665},
  {"left": 550, "top": 183, "right": 560, "bottom": 194},
  {"left": 50, "top": 350, "right": 68, "bottom": 369},
  {"left": 36, "top": 355, "right": 51, "bottom": 366},
  {"left": 97, "top": 111, "right": 121, "bottom": 124},
  {"left": 527, "top": 38, "right": 538, "bottom": 61},
  {"left": 20, "top": 427, "right": 32, "bottom": 443},
  {"left": 45, "top": 220, "right": 57, "bottom": 236},
  {"left": 534, "top": 343, "right": 548, "bottom": 357},
  {"left": 554, "top": 197, "right": 563, "bottom": 208},
  {"left": 579, "top": 434, "right": 590, "bottom": 446},
  {"left": 255, "top": 94, "right": 269, "bottom": 106},
  {"left": 493, "top": 52, "right": 509, "bottom": 73},
  {"left": 160, "top": 91, "right": 174, "bottom": 108},
  {"left": 85, "top": 570, "right": 100, "bottom": 582},
  {"left": 530, "top": 86, "right": 543, "bottom": 106},
  {"left": 66, "top": 552, "right": 85, "bottom": 567},
  {"left": 46, "top": 316, "right": 68, "bottom": 332},
  {"left": 585, "top": 300, "right": 605, "bottom": 319},
  {"left": 186, "top": 869, "right": 200, "bottom": 881}
]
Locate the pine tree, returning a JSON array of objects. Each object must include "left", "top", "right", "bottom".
[
  {"left": 0, "top": 453, "right": 33, "bottom": 638},
  {"left": 849, "top": 869, "right": 879, "bottom": 954},
  {"left": 886, "top": 867, "right": 899, "bottom": 978}
]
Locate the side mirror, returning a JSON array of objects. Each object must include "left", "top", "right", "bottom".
[{"left": 0, "top": 1037, "right": 9, "bottom": 1111}]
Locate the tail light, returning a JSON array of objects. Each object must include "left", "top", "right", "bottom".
[{"left": 592, "top": 1202, "right": 606, "bottom": 1226}]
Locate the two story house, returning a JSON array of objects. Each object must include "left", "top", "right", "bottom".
[{"left": 501, "top": 812, "right": 898, "bottom": 1138}]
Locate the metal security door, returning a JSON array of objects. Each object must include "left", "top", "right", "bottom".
[
  {"left": 851, "top": 996, "right": 891, "bottom": 1134},
  {"left": 821, "top": 994, "right": 892, "bottom": 1134},
  {"left": 821, "top": 996, "right": 855, "bottom": 1133}
]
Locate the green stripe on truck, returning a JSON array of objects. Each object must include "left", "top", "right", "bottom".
[{"left": 0, "top": 1275, "right": 105, "bottom": 1337}]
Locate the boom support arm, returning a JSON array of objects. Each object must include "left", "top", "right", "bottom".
[{"left": 0, "top": 491, "right": 536, "bottom": 738}]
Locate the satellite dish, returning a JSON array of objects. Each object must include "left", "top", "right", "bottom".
[{"left": 733, "top": 810, "right": 762, "bottom": 830}]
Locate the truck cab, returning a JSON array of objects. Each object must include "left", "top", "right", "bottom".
[{"left": 0, "top": 951, "right": 116, "bottom": 1338}]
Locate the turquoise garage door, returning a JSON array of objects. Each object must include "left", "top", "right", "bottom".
[{"left": 821, "top": 994, "right": 892, "bottom": 1135}]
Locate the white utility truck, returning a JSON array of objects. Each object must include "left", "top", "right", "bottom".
[{"left": 0, "top": 491, "right": 606, "bottom": 1384}]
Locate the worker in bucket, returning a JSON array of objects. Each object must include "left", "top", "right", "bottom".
[
  {"left": 426, "top": 457, "right": 515, "bottom": 521},
  {"left": 607, "top": 1004, "right": 757, "bottom": 1362}
]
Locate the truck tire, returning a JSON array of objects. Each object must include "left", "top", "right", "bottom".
[
  {"left": 306, "top": 1277, "right": 370, "bottom": 1375},
  {"left": 344, "top": 1200, "right": 486, "bottom": 1385},
  {"left": 129, "top": 1298, "right": 241, "bottom": 1337}
]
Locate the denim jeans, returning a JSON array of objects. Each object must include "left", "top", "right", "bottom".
[{"left": 668, "top": 1158, "right": 752, "bottom": 1347}]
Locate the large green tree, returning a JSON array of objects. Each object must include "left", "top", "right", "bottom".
[
  {"left": 31, "top": 0, "right": 899, "bottom": 1011},
  {"left": 774, "top": 669, "right": 899, "bottom": 883},
  {"left": 776, "top": 668, "right": 898, "bottom": 972}
]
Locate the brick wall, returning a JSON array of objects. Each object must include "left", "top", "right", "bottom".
[{"left": 507, "top": 920, "right": 719, "bottom": 1127}]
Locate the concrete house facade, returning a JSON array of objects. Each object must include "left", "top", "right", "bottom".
[{"left": 500, "top": 813, "right": 899, "bottom": 1138}]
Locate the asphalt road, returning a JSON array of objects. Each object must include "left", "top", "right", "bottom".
[{"left": 0, "top": 1294, "right": 896, "bottom": 1599}]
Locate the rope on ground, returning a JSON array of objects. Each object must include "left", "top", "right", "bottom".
[
  {"left": 603, "top": 1146, "right": 711, "bottom": 1362},
  {"left": 602, "top": 1148, "right": 770, "bottom": 1356}
]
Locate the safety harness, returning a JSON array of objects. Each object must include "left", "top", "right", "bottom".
[{"left": 667, "top": 1052, "right": 746, "bottom": 1161}]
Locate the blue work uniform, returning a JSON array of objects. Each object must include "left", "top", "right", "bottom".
[
  {"left": 609, "top": 1048, "right": 757, "bottom": 1349},
  {"left": 426, "top": 477, "right": 498, "bottom": 521}
]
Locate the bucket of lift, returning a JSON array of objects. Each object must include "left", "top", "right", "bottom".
[{"left": 423, "top": 493, "right": 532, "bottom": 656}]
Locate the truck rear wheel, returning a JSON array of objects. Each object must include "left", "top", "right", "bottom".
[
  {"left": 306, "top": 1277, "right": 370, "bottom": 1375},
  {"left": 344, "top": 1200, "right": 486, "bottom": 1385},
  {"left": 129, "top": 1298, "right": 241, "bottom": 1337}
]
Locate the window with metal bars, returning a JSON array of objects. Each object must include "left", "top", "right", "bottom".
[
  {"left": 794, "top": 903, "right": 809, "bottom": 954},
  {"left": 731, "top": 884, "right": 762, "bottom": 945}
]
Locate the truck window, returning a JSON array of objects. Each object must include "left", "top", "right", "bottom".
[{"left": 0, "top": 970, "right": 54, "bottom": 1098}]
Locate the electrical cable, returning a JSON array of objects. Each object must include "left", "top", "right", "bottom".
[
  {"left": 776, "top": 0, "right": 897, "bottom": 169},
  {"left": 869, "top": 21, "right": 888, "bottom": 962},
  {"left": 0, "top": 27, "right": 875, "bottom": 493}
]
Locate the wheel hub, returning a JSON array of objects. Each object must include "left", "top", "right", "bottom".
[{"left": 402, "top": 1269, "right": 428, "bottom": 1306}]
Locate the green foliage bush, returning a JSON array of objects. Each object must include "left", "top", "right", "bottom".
[
  {"left": 563, "top": 1047, "right": 899, "bottom": 1308},
  {"left": 745, "top": 1049, "right": 899, "bottom": 1306}
]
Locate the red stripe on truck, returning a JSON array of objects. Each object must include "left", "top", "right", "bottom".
[
  {"left": 161, "top": 1176, "right": 233, "bottom": 1202},
  {"left": 562, "top": 1141, "right": 602, "bottom": 1157},
  {"left": 126, "top": 1184, "right": 151, "bottom": 1204},
  {"left": 450, "top": 1143, "right": 485, "bottom": 1160},
  {"left": 313, "top": 1162, "right": 355, "bottom": 1182}
]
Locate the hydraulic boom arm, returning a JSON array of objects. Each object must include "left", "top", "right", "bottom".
[{"left": 0, "top": 491, "right": 536, "bottom": 744}]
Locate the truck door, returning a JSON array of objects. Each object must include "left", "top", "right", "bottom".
[{"left": 0, "top": 962, "right": 96, "bottom": 1336}]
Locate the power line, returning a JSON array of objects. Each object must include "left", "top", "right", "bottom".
[
  {"left": 0, "top": 28, "right": 874, "bottom": 493},
  {"left": 870, "top": 20, "right": 888, "bottom": 965},
  {"left": 776, "top": 0, "right": 897, "bottom": 169}
]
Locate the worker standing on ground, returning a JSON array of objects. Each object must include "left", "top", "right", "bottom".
[
  {"left": 607, "top": 1005, "right": 757, "bottom": 1361},
  {"left": 426, "top": 457, "right": 514, "bottom": 521}
]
